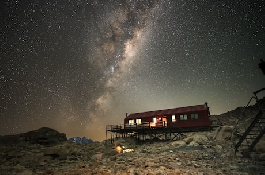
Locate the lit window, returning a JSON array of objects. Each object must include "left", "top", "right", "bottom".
[
  {"left": 180, "top": 114, "right": 187, "bottom": 120},
  {"left": 153, "top": 118, "right": 157, "bottom": 123},
  {"left": 129, "top": 119, "right": 134, "bottom": 125},
  {"left": 136, "top": 119, "right": 141, "bottom": 125},
  {"left": 191, "top": 113, "right": 199, "bottom": 120},
  {"left": 172, "top": 115, "right": 176, "bottom": 122}
]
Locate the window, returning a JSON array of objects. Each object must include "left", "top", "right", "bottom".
[
  {"left": 136, "top": 119, "right": 142, "bottom": 125},
  {"left": 153, "top": 118, "right": 157, "bottom": 123},
  {"left": 180, "top": 114, "right": 187, "bottom": 120},
  {"left": 191, "top": 113, "right": 199, "bottom": 120},
  {"left": 172, "top": 115, "right": 176, "bottom": 122},
  {"left": 129, "top": 119, "right": 134, "bottom": 125}
]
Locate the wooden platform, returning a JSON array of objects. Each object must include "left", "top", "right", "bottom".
[{"left": 106, "top": 124, "right": 213, "bottom": 143}]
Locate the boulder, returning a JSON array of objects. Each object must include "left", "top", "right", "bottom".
[
  {"left": 170, "top": 140, "right": 186, "bottom": 147},
  {"left": 192, "top": 134, "right": 209, "bottom": 145},
  {"left": 214, "top": 126, "right": 234, "bottom": 141},
  {"left": 254, "top": 141, "right": 265, "bottom": 153},
  {"left": 214, "top": 145, "right": 223, "bottom": 153},
  {"left": 24, "top": 127, "right": 67, "bottom": 145},
  {"left": 0, "top": 127, "right": 67, "bottom": 145},
  {"left": 259, "top": 153, "right": 265, "bottom": 161},
  {"left": 185, "top": 133, "right": 209, "bottom": 146},
  {"left": 91, "top": 153, "right": 104, "bottom": 160},
  {"left": 184, "top": 137, "right": 193, "bottom": 144},
  {"left": 189, "top": 141, "right": 199, "bottom": 146},
  {"left": 43, "top": 146, "right": 65, "bottom": 159}
]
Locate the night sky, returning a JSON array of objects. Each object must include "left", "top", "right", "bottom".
[{"left": 1, "top": 0, "right": 264, "bottom": 141}]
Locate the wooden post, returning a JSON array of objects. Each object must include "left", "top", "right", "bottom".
[{"left": 106, "top": 125, "right": 108, "bottom": 142}]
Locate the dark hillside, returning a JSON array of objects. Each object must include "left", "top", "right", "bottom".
[{"left": 210, "top": 97, "right": 265, "bottom": 133}]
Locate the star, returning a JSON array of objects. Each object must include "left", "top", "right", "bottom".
[{"left": 0, "top": 0, "right": 264, "bottom": 141}]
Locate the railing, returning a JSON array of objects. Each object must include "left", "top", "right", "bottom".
[
  {"left": 106, "top": 124, "right": 124, "bottom": 131},
  {"left": 107, "top": 121, "right": 167, "bottom": 131}
]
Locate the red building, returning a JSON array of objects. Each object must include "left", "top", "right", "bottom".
[{"left": 124, "top": 103, "right": 211, "bottom": 129}]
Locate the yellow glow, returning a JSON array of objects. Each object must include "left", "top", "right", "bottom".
[
  {"left": 115, "top": 146, "right": 123, "bottom": 154},
  {"left": 149, "top": 122, "right": 156, "bottom": 127}
]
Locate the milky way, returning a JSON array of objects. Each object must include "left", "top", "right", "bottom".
[
  {"left": 1, "top": 0, "right": 264, "bottom": 141},
  {"left": 85, "top": 0, "right": 162, "bottom": 140}
]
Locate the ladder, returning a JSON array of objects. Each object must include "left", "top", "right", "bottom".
[
  {"left": 234, "top": 60, "right": 265, "bottom": 154},
  {"left": 235, "top": 109, "right": 265, "bottom": 153}
]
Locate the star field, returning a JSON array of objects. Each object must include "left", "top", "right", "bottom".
[{"left": 1, "top": 0, "right": 264, "bottom": 141}]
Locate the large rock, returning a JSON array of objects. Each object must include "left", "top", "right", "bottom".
[
  {"left": 0, "top": 127, "right": 67, "bottom": 145},
  {"left": 214, "top": 126, "right": 234, "bottom": 141},
  {"left": 170, "top": 140, "right": 186, "bottom": 147},
  {"left": 23, "top": 127, "right": 67, "bottom": 145},
  {"left": 184, "top": 133, "right": 209, "bottom": 146},
  {"left": 254, "top": 140, "right": 265, "bottom": 153},
  {"left": 43, "top": 146, "right": 68, "bottom": 160}
]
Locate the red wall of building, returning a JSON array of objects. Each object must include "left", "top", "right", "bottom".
[
  {"left": 124, "top": 110, "right": 211, "bottom": 128},
  {"left": 167, "top": 111, "right": 211, "bottom": 128}
]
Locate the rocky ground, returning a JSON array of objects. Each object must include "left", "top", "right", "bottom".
[
  {"left": 0, "top": 127, "right": 265, "bottom": 175},
  {"left": 1, "top": 98, "right": 265, "bottom": 175},
  {"left": 210, "top": 97, "right": 265, "bottom": 133}
]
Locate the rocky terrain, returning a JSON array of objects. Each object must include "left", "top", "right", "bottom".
[
  {"left": 0, "top": 98, "right": 265, "bottom": 175},
  {"left": 0, "top": 128, "right": 265, "bottom": 175},
  {"left": 210, "top": 97, "right": 265, "bottom": 133}
]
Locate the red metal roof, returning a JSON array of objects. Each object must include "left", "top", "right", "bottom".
[{"left": 126, "top": 104, "right": 207, "bottom": 119}]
